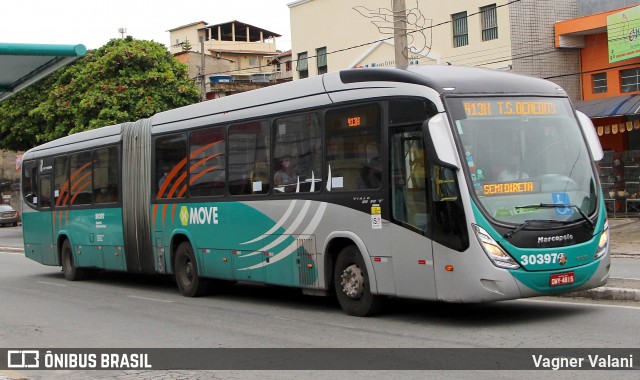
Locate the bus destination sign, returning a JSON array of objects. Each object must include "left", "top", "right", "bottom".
[
  {"left": 482, "top": 181, "right": 538, "bottom": 196},
  {"left": 463, "top": 100, "right": 558, "bottom": 118}
]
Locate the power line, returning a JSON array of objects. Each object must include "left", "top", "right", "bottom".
[{"left": 201, "top": 0, "right": 639, "bottom": 80}]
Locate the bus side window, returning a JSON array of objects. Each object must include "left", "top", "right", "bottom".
[
  {"left": 54, "top": 156, "right": 68, "bottom": 207},
  {"left": 156, "top": 133, "right": 188, "bottom": 199},
  {"left": 22, "top": 160, "right": 38, "bottom": 207},
  {"left": 229, "top": 120, "right": 270, "bottom": 195},
  {"left": 40, "top": 176, "right": 52, "bottom": 208},
  {"left": 69, "top": 151, "right": 93, "bottom": 206},
  {"left": 325, "top": 103, "right": 381, "bottom": 191},
  {"left": 273, "top": 113, "right": 321, "bottom": 193},
  {"left": 93, "top": 147, "right": 119, "bottom": 204}
]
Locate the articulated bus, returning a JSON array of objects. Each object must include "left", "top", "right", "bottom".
[{"left": 21, "top": 66, "right": 609, "bottom": 316}]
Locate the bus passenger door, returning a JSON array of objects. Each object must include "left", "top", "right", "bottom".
[
  {"left": 37, "top": 174, "right": 57, "bottom": 264},
  {"left": 389, "top": 127, "right": 437, "bottom": 300}
]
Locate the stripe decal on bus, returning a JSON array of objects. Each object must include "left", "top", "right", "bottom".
[
  {"left": 240, "top": 200, "right": 298, "bottom": 245},
  {"left": 239, "top": 201, "right": 327, "bottom": 271},
  {"left": 153, "top": 139, "right": 224, "bottom": 228},
  {"left": 52, "top": 160, "right": 94, "bottom": 229}
]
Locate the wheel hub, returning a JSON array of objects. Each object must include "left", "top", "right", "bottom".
[{"left": 340, "top": 264, "right": 364, "bottom": 299}]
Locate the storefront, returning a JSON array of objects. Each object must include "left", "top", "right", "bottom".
[{"left": 556, "top": 4, "right": 640, "bottom": 215}]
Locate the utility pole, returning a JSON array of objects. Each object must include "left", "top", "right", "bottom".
[
  {"left": 393, "top": 0, "right": 409, "bottom": 69},
  {"left": 198, "top": 30, "right": 207, "bottom": 101}
]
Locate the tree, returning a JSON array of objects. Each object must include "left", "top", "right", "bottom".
[
  {"left": 182, "top": 38, "right": 193, "bottom": 51},
  {"left": 0, "top": 37, "right": 201, "bottom": 150}
]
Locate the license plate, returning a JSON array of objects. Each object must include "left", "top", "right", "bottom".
[{"left": 550, "top": 272, "right": 575, "bottom": 286}]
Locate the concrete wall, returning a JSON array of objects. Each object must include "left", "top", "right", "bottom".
[
  {"left": 509, "top": 0, "right": 581, "bottom": 101},
  {"left": 578, "top": 0, "right": 638, "bottom": 16}
]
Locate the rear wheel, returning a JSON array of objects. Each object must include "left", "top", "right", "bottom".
[
  {"left": 174, "top": 242, "right": 209, "bottom": 297},
  {"left": 334, "top": 245, "right": 382, "bottom": 316},
  {"left": 61, "top": 240, "right": 87, "bottom": 281}
]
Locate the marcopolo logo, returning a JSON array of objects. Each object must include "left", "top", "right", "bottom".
[{"left": 180, "top": 206, "right": 219, "bottom": 226}]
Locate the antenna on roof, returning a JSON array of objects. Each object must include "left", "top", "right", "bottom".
[{"left": 118, "top": 28, "right": 127, "bottom": 39}]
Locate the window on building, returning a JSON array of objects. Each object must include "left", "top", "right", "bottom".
[
  {"left": 621, "top": 68, "right": 640, "bottom": 93},
  {"left": 297, "top": 52, "right": 309, "bottom": 79},
  {"left": 285, "top": 60, "right": 292, "bottom": 72},
  {"left": 249, "top": 57, "right": 258, "bottom": 66},
  {"left": 481, "top": 4, "right": 498, "bottom": 41},
  {"left": 452, "top": 12, "right": 468, "bottom": 47},
  {"left": 592, "top": 73, "right": 608, "bottom": 94},
  {"left": 317, "top": 47, "right": 328, "bottom": 75}
]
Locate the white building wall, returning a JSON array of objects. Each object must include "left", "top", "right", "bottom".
[{"left": 289, "top": 0, "right": 514, "bottom": 78}]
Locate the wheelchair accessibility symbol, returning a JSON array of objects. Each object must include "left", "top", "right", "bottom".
[{"left": 552, "top": 192, "right": 572, "bottom": 216}]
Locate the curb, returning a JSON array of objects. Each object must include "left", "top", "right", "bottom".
[
  {"left": 558, "top": 278, "right": 640, "bottom": 302},
  {"left": 0, "top": 247, "right": 24, "bottom": 254},
  {"left": 560, "top": 287, "right": 640, "bottom": 302}
]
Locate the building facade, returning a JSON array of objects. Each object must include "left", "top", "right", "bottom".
[
  {"left": 556, "top": 2, "right": 640, "bottom": 214},
  {"left": 168, "top": 21, "right": 283, "bottom": 98},
  {"left": 288, "top": 0, "right": 581, "bottom": 99}
]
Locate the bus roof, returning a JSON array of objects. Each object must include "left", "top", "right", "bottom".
[
  {"left": 22, "top": 65, "right": 567, "bottom": 158},
  {"left": 23, "top": 123, "right": 122, "bottom": 160},
  {"left": 342, "top": 66, "right": 565, "bottom": 96}
]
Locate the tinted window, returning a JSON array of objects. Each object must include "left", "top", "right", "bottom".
[
  {"left": 69, "top": 151, "right": 93, "bottom": 205},
  {"left": 155, "top": 134, "right": 187, "bottom": 199},
  {"left": 189, "top": 127, "right": 225, "bottom": 197},
  {"left": 93, "top": 147, "right": 119, "bottom": 203},
  {"left": 273, "top": 113, "right": 321, "bottom": 193},
  {"left": 229, "top": 120, "right": 270, "bottom": 195},
  {"left": 22, "top": 160, "right": 37, "bottom": 207},
  {"left": 54, "top": 156, "right": 68, "bottom": 208},
  {"left": 325, "top": 104, "right": 381, "bottom": 191}
]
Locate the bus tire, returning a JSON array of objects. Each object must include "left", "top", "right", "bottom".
[
  {"left": 334, "top": 245, "right": 382, "bottom": 317},
  {"left": 61, "top": 240, "right": 88, "bottom": 281},
  {"left": 174, "top": 241, "right": 209, "bottom": 297}
]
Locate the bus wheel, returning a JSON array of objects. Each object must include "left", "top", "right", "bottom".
[
  {"left": 61, "top": 240, "right": 87, "bottom": 281},
  {"left": 174, "top": 242, "right": 209, "bottom": 297},
  {"left": 334, "top": 245, "right": 382, "bottom": 316}
]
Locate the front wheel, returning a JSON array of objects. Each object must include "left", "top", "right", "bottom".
[
  {"left": 174, "top": 242, "right": 209, "bottom": 297},
  {"left": 334, "top": 245, "right": 382, "bottom": 316},
  {"left": 61, "top": 240, "right": 87, "bottom": 281}
]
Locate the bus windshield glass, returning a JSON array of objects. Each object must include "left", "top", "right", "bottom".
[{"left": 447, "top": 96, "right": 598, "bottom": 225}]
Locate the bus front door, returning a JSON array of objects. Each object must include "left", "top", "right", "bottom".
[{"left": 390, "top": 127, "right": 437, "bottom": 300}]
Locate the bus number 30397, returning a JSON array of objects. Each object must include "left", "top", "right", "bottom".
[{"left": 520, "top": 253, "right": 565, "bottom": 266}]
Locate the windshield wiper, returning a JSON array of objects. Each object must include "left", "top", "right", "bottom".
[
  {"left": 504, "top": 219, "right": 570, "bottom": 239},
  {"left": 515, "top": 203, "right": 594, "bottom": 230}
]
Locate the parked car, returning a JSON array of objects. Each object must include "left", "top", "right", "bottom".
[{"left": 0, "top": 205, "right": 19, "bottom": 227}]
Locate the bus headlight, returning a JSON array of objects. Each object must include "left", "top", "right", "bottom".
[
  {"left": 594, "top": 221, "right": 609, "bottom": 260},
  {"left": 472, "top": 224, "right": 520, "bottom": 269}
]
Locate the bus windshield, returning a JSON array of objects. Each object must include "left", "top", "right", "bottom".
[{"left": 447, "top": 96, "right": 598, "bottom": 225}]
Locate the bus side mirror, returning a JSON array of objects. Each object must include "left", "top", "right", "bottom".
[
  {"left": 576, "top": 111, "right": 604, "bottom": 162},
  {"left": 423, "top": 114, "right": 459, "bottom": 170}
]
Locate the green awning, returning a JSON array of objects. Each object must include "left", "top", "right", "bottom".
[{"left": 0, "top": 42, "right": 87, "bottom": 101}]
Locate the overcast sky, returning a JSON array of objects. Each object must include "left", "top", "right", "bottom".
[{"left": 2, "top": 0, "right": 293, "bottom": 51}]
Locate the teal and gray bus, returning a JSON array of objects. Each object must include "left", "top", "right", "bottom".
[{"left": 21, "top": 66, "right": 609, "bottom": 316}]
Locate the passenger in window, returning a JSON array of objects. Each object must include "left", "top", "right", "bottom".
[
  {"left": 274, "top": 156, "right": 297, "bottom": 191},
  {"left": 358, "top": 157, "right": 382, "bottom": 189},
  {"left": 498, "top": 152, "right": 529, "bottom": 181}
]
